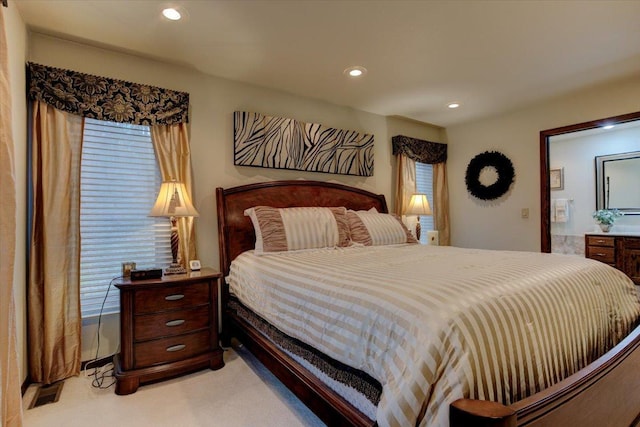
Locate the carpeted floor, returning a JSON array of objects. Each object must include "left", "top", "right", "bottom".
[{"left": 23, "top": 345, "right": 325, "bottom": 427}]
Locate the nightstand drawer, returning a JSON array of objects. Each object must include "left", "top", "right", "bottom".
[
  {"left": 134, "top": 282, "right": 210, "bottom": 314},
  {"left": 134, "top": 305, "right": 210, "bottom": 342},
  {"left": 134, "top": 330, "right": 211, "bottom": 368},
  {"left": 586, "top": 236, "right": 615, "bottom": 247},
  {"left": 586, "top": 246, "right": 615, "bottom": 264}
]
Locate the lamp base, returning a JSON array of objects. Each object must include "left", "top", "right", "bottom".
[
  {"left": 164, "top": 263, "right": 187, "bottom": 275},
  {"left": 165, "top": 218, "right": 186, "bottom": 275}
]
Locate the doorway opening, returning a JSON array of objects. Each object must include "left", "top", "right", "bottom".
[{"left": 540, "top": 111, "right": 640, "bottom": 254}]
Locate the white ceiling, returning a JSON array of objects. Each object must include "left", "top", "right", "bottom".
[{"left": 14, "top": 0, "right": 640, "bottom": 127}]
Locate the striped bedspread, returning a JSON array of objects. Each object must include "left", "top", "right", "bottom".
[{"left": 227, "top": 244, "right": 640, "bottom": 427}]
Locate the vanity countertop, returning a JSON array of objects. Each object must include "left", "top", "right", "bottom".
[{"left": 586, "top": 228, "right": 640, "bottom": 237}]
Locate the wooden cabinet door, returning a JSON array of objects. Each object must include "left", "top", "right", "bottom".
[{"left": 621, "top": 237, "right": 640, "bottom": 285}]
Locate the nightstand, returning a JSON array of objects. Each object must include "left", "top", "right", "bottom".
[{"left": 113, "top": 267, "right": 224, "bottom": 395}]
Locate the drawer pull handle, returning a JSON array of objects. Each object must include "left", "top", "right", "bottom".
[
  {"left": 596, "top": 240, "right": 606, "bottom": 243},
  {"left": 165, "top": 294, "right": 184, "bottom": 301},
  {"left": 166, "top": 344, "right": 186, "bottom": 352},
  {"left": 165, "top": 319, "right": 185, "bottom": 327},
  {"left": 595, "top": 253, "right": 607, "bottom": 257}
]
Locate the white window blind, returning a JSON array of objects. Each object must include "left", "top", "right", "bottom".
[
  {"left": 80, "top": 118, "right": 172, "bottom": 318},
  {"left": 416, "top": 162, "right": 434, "bottom": 244}
]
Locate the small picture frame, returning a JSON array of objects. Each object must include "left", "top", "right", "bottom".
[
  {"left": 121, "top": 262, "right": 136, "bottom": 278},
  {"left": 189, "top": 259, "right": 201, "bottom": 271},
  {"left": 550, "top": 167, "right": 564, "bottom": 190}
]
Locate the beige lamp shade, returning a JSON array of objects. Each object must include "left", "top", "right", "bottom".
[
  {"left": 149, "top": 180, "right": 199, "bottom": 217},
  {"left": 405, "top": 194, "right": 432, "bottom": 216},
  {"left": 405, "top": 193, "right": 431, "bottom": 242}
]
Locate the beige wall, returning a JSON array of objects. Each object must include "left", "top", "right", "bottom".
[
  {"left": 446, "top": 74, "right": 640, "bottom": 252},
  {"left": 27, "top": 33, "right": 444, "bottom": 360},
  {"left": 5, "top": 4, "right": 28, "bottom": 384}
]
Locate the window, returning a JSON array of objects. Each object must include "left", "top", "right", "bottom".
[
  {"left": 416, "top": 162, "right": 434, "bottom": 244},
  {"left": 80, "top": 118, "right": 172, "bottom": 317}
]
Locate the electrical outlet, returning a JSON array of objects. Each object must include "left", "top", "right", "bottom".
[{"left": 521, "top": 208, "right": 529, "bottom": 219}]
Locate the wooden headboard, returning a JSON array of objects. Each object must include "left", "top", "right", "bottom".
[{"left": 215, "top": 180, "right": 388, "bottom": 276}]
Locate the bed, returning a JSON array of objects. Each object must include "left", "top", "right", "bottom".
[{"left": 216, "top": 180, "right": 640, "bottom": 427}]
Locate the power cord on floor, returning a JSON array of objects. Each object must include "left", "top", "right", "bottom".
[{"left": 84, "top": 276, "right": 121, "bottom": 389}]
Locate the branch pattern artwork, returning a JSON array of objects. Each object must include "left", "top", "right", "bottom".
[{"left": 234, "top": 111, "right": 374, "bottom": 176}]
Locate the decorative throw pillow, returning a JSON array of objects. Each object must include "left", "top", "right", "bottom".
[
  {"left": 347, "top": 210, "right": 418, "bottom": 246},
  {"left": 244, "top": 206, "right": 349, "bottom": 254}
]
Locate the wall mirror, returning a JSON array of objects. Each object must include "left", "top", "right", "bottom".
[
  {"left": 539, "top": 111, "right": 640, "bottom": 253},
  {"left": 595, "top": 151, "right": 640, "bottom": 213}
]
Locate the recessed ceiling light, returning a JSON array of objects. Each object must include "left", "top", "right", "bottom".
[
  {"left": 344, "top": 66, "right": 367, "bottom": 78},
  {"left": 447, "top": 102, "right": 460, "bottom": 109},
  {"left": 603, "top": 125, "right": 615, "bottom": 130},
  {"left": 162, "top": 8, "right": 182, "bottom": 21}
]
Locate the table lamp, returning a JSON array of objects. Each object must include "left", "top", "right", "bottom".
[
  {"left": 405, "top": 194, "right": 432, "bottom": 241},
  {"left": 149, "top": 180, "right": 199, "bottom": 274}
]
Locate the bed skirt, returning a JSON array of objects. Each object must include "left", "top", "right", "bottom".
[{"left": 229, "top": 299, "right": 382, "bottom": 420}]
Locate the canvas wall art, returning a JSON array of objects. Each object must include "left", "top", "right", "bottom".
[{"left": 233, "top": 111, "right": 374, "bottom": 176}]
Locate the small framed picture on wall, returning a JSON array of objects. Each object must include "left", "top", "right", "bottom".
[{"left": 550, "top": 167, "right": 564, "bottom": 190}]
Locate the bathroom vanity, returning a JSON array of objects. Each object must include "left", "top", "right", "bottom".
[{"left": 585, "top": 233, "right": 640, "bottom": 285}]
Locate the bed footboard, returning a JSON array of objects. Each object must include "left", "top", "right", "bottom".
[{"left": 451, "top": 324, "right": 640, "bottom": 427}]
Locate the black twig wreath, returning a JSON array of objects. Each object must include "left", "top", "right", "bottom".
[{"left": 465, "top": 151, "right": 515, "bottom": 200}]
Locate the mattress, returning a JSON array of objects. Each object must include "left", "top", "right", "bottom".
[{"left": 227, "top": 244, "right": 640, "bottom": 427}]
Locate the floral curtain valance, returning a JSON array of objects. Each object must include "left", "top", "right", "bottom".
[
  {"left": 392, "top": 135, "right": 447, "bottom": 164},
  {"left": 27, "top": 62, "right": 189, "bottom": 125}
]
